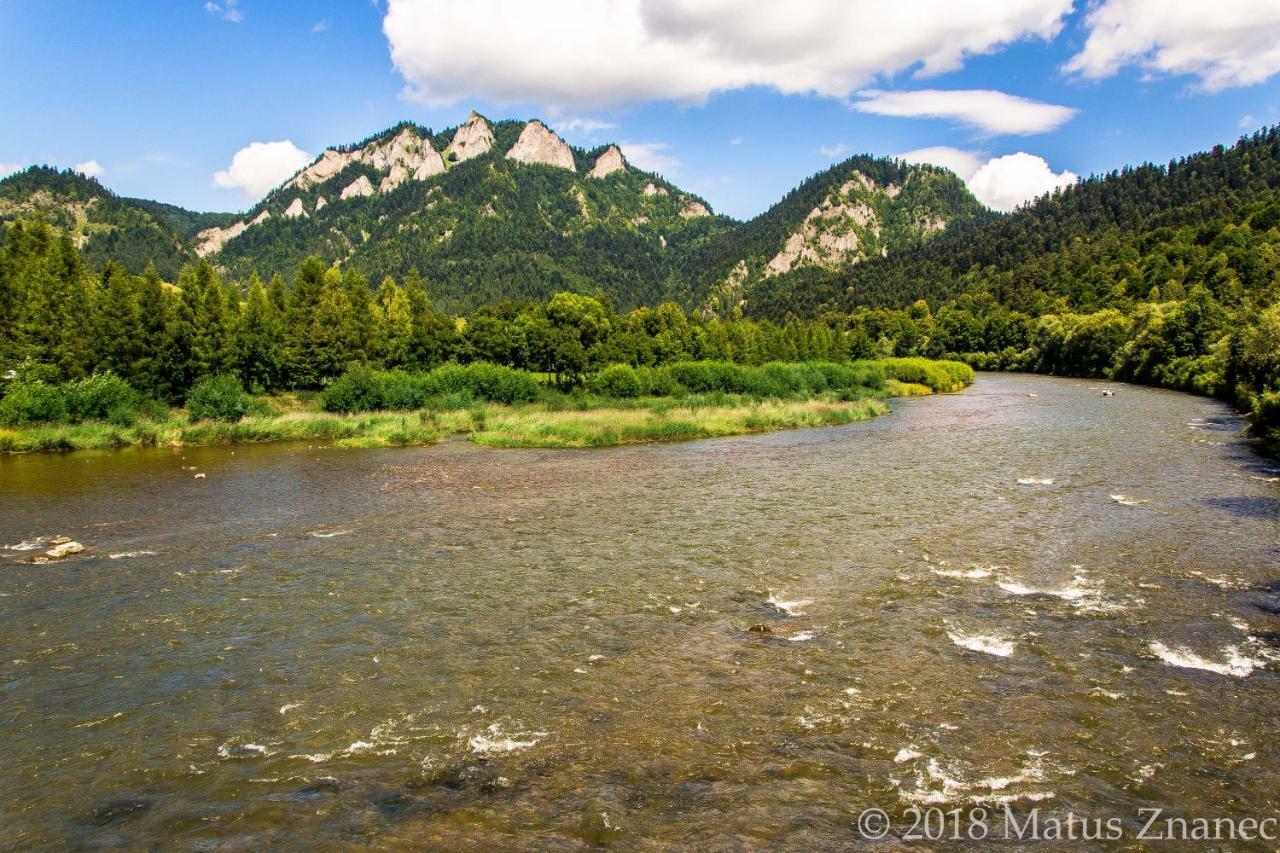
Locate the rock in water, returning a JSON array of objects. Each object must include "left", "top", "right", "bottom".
[{"left": 45, "top": 541, "right": 84, "bottom": 559}]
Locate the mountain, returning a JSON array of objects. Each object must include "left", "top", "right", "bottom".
[
  {"left": 687, "top": 156, "right": 988, "bottom": 316},
  {"left": 0, "top": 113, "right": 984, "bottom": 314},
  {"left": 0, "top": 166, "right": 233, "bottom": 279},
  {"left": 192, "top": 112, "right": 730, "bottom": 313},
  {"left": 746, "top": 128, "right": 1280, "bottom": 321}
]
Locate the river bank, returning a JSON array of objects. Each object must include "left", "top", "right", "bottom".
[{"left": 0, "top": 382, "right": 936, "bottom": 454}]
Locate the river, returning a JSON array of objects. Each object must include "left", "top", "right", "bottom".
[{"left": 1, "top": 373, "right": 1277, "bottom": 848}]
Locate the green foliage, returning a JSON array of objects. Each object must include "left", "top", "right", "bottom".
[
  {"left": 62, "top": 372, "right": 140, "bottom": 423},
  {"left": 591, "top": 364, "right": 645, "bottom": 397},
  {"left": 186, "top": 374, "right": 253, "bottom": 422},
  {"left": 322, "top": 362, "right": 541, "bottom": 413},
  {"left": 880, "top": 358, "right": 975, "bottom": 392},
  {"left": 0, "top": 377, "right": 68, "bottom": 426}
]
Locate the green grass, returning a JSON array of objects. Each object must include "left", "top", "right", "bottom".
[{"left": 0, "top": 359, "right": 973, "bottom": 453}]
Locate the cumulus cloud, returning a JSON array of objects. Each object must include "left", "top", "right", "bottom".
[
  {"left": 895, "top": 145, "right": 984, "bottom": 180},
  {"left": 897, "top": 147, "right": 1075, "bottom": 210},
  {"left": 729, "top": 136, "right": 743, "bottom": 146},
  {"left": 382, "top": 0, "right": 1072, "bottom": 108},
  {"left": 1064, "top": 0, "right": 1280, "bottom": 91},
  {"left": 852, "top": 89, "right": 1077, "bottom": 135},
  {"left": 967, "top": 152, "right": 1077, "bottom": 211},
  {"left": 73, "top": 159, "right": 104, "bottom": 178},
  {"left": 819, "top": 143, "right": 849, "bottom": 159},
  {"left": 213, "top": 140, "right": 312, "bottom": 199},
  {"left": 620, "top": 141, "right": 679, "bottom": 173}
]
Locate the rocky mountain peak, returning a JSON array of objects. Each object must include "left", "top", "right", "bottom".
[
  {"left": 506, "top": 120, "right": 576, "bottom": 171},
  {"left": 588, "top": 145, "right": 627, "bottom": 178},
  {"left": 445, "top": 112, "right": 494, "bottom": 163}
]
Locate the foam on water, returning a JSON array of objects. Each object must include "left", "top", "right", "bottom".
[
  {"left": 108, "top": 550, "right": 157, "bottom": 559},
  {"left": 467, "top": 722, "right": 548, "bottom": 754},
  {"left": 1148, "top": 641, "right": 1267, "bottom": 678},
  {"left": 1017, "top": 478, "right": 1054, "bottom": 485},
  {"left": 931, "top": 565, "right": 994, "bottom": 580},
  {"left": 4, "top": 539, "right": 47, "bottom": 551},
  {"left": 896, "top": 752, "right": 1056, "bottom": 806},
  {"left": 946, "top": 626, "right": 1015, "bottom": 658},
  {"left": 787, "top": 630, "right": 816, "bottom": 642},
  {"left": 767, "top": 593, "right": 813, "bottom": 617},
  {"left": 308, "top": 530, "right": 353, "bottom": 539}
]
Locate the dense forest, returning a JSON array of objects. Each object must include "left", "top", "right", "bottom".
[
  {"left": 0, "top": 220, "right": 872, "bottom": 405},
  {"left": 739, "top": 128, "right": 1280, "bottom": 449},
  {"left": 2, "top": 125, "right": 1279, "bottom": 451}
]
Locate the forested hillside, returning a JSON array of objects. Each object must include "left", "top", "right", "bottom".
[{"left": 736, "top": 127, "right": 1280, "bottom": 449}]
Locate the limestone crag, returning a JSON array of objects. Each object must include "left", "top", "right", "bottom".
[
  {"left": 588, "top": 145, "right": 626, "bottom": 178},
  {"left": 340, "top": 175, "right": 375, "bottom": 200},
  {"left": 506, "top": 120, "right": 576, "bottom": 171},
  {"left": 445, "top": 111, "right": 495, "bottom": 163},
  {"left": 762, "top": 172, "right": 887, "bottom": 277}
]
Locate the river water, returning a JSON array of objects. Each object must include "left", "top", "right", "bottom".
[{"left": 1, "top": 373, "right": 1277, "bottom": 848}]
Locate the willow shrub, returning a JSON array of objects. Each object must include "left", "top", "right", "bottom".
[
  {"left": 880, "top": 358, "right": 975, "bottom": 392},
  {"left": 323, "top": 363, "right": 541, "bottom": 413}
]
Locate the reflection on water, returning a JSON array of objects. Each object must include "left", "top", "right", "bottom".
[{"left": 1, "top": 374, "right": 1277, "bottom": 847}]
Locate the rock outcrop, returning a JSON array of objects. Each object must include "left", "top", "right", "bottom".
[
  {"left": 642, "top": 182, "right": 668, "bottom": 196},
  {"left": 445, "top": 111, "right": 494, "bottom": 163},
  {"left": 283, "top": 198, "right": 307, "bottom": 218},
  {"left": 587, "top": 145, "right": 626, "bottom": 178},
  {"left": 763, "top": 172, "right": 886, "bottom": 277},
  {"left": 196, "top": 220, "right": 249, "bottom": 257},
  {"left": 506, "top": 120, "right": 576, "bottom": 171},
  {"left": 679, "top": 200, "right": 711, "bottom": 218},
  {"left": 340, "top": 175, "right": 375, "bottom": 200}
]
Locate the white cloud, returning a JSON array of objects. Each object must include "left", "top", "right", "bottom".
[
  {"left": 73, "top": 159, "right": 104, "bottom": 178},
  {"left": 852, "top": 89, "right": 1077, "bottom": 135},
  {"left": 897, "top": 146, "right": 1076, "bottom": 210},
  {"left": 557, "top": 117, "right": 618, "bottom": 137},
  {"left": 896, "top": 145, "right": 984, "bottom": 180},
  {"left": 729, "top": 136, "right": 743, "bottom": 146},
  {"left": 382, "top": 0, "right": 1072, "bottom": 108},
  {"left": 213, "top": 140, "right": 312, "bottom": 199},
  {"left": 205, "top": 0, "right": 243, "bottom": 23},
  {"left": 1064, "top": 0, "right": 1280, "bottom": 91},
  {"left": 312, "top": 19, "right": 331, "bottom": 33},
  {"left": 967, "top": 152, "right": 1077, "bottom": 211},
  {"left": 819, "top": 143, "right": 849, "bottom": 159},
  {"left": 1240, "top": 114, "right": 1257, "bottom": 129},
  {"left": 620, "top": 141, "right": 678, "bottom": 173}
]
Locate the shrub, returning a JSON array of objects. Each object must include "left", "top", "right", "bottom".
[
  {"left": 0, "top": 378, "right": 67, "bottom": 426},
  {"left": 63, "top": 373, "right": 139, "bottom": 423},
  {"left": 636, "top": 366, "right": 684, "bottom": 397},
  {"left": 881, "top": 358, "right": 975, "bottom": 392},
  {"left": 322, "top": 365, "right": 386, "bottom": 413},
  {"left": 592, "top": 364, "right": 644, "bottom": 398},
  {"left": 186, "top": 374, "right": 254, "bottom": 422}
]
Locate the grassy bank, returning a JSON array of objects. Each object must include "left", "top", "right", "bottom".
[{"left": 0, "top": 359, "right": 971, "bottom": 453}]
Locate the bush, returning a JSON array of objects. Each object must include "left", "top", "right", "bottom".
[
  {"left": 63, "top": 373, "right": 139, "bottom": 423},
  {"left": 186, "top": 374, "right": 254, "bottom": 422},
  {"left": 322, "top": 365, "right": 386, "bottom": 413},
  {"left": 592, "top": 364, "right": 644, "bottom": 397},
  {"left": 0, "top": 378, "right": 67, "bottom": 426},
  {"left": 323, "top": 363, "right": 541, "bottom": 413},
  {"left": 881, "top": 358, "right": 975, "bottom": 392}
]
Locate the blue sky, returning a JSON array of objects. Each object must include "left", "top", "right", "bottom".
[{"left": 2, "top": 1, "right": 1278, "bottom": 218}]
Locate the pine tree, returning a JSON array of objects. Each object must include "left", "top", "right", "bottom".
[
  {"left": 95, "top": 261, "right": 144, "bottom": 383},
  {"left": 235, "top": 273, "right": 282, "bottom": 391}
]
